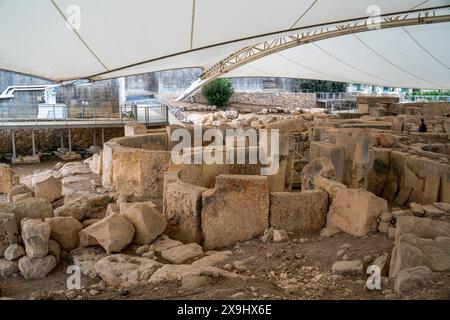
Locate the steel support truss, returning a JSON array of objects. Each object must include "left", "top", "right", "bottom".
[{"left": 177, "top": 6, "right": 450, "bottom": 101}]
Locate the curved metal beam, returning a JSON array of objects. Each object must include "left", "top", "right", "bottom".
[{"left": 177, "top": 6, "right": 450, "bottom": 101}]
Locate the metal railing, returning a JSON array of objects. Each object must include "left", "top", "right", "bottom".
[
  {"left": 316, "top": 92, "right": 358, "bottom": 101},
  {"left": 0, "top": 101, "right": 168, "bottom": 128},
  {"left": 402, "top": 95, "right": 450, "bottom": 103},
  {"left": 159, "top": 98, "right": 189, "bottom": 123}
]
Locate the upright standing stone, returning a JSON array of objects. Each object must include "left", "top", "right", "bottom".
[
  {"left": 0, "top": 213, "right": 18, "bottom": 257},
  {"left": 21, "top": 219, "right": 51, "bottom": 258},
  {"left": 201, "top": 175, "right": 269, "bottom": 250}
]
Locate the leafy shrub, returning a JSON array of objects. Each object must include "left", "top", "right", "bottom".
[{"left": 201, "top": 78, "right": 234, "bottom": 108}]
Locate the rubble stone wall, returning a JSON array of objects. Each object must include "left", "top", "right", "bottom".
[{"left": 193, "top": 91, "right": 317, "bottom": 109}]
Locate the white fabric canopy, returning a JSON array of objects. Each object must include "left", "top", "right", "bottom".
[{"left": 0, "top": 0, "right": 449, "bottom": 89}]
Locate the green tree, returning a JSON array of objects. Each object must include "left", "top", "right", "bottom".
[
  {"left": 201, "top": 78, "right": 234, "bottom": 108},
  {"left": 295, "top": 79, "right": 347, "bottom": 92}
]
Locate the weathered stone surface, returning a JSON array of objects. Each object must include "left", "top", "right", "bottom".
[
  {"left": 149, "top": 264, "right": 243, "bottom": 285},
  {"left": 300, "top": 157, "right": 336, "bottom": 191},
  {"left": 310, "top": 142, "right": 345, "bottom": 182},
  {"left": 69, "top": 246, "right": 107, "bottom": 278},
  {"left": 320, "top": 226, "right": 341, "bottom": 237},
  {"left": 433, "top": 202, "right": 450, "bottom": 212},
  {"left": 0, "top": 259, "right": 18, "bottom": 277},
  {"left": 191, "top": 250, "right": 232, "bottom": 268},
  {"left": 0, "top": 163, "right": 19, "bottom": 194},
  {"left": 11, "top": 197, "right": 53, "bottom": 223},
  {"left": 368, "top": 147, "right": 390, "bottom": 196},
  {"left": 269, "top": 190, "right": 328, "bottom": 232},
  {"left": 48, "top": 239, "right": 60, "bottom": 261},
  {"left": 410, "top": 202, "right": 424, "bottom": 216},
  {"left": 327, "top": 188, "right": 388, "bottom": 237},
  {"left": 422, "top": 205, "right": 445, "bottom": 217},
  {"left": 152, "top": 234, "right": 183, "bottom": 253},
  {"left": 394, "top": 187, "right": 412, "bottom": 206},
  {"left": 372, "top": 252, "right": 390, "bottom": 276},
  {"left": 89, "top": 152, "right": 103, "bottom": 175},
  {"left": 59, "top": 162, "right": 91, "bottom": 177},
  {"left": 7, "top": 184, "right": 33, "bottom": 203},
  {"left": 161, "top": 243, "right": 204, "bottom": 264},
  {"left": 378, "top": 133, "right": 397, "bottom": 147},
  {"left": 79, "top": 229, "right": 99, "bottom": 247},
  {"left": 392, "top": 209, "right": 413, "bottom": 219},
  {"left": 390, "top": 233, "right": 450, "bottom": 277},
  {"left": 149, "top": 264, "right": 202, "bottom": 284},
  {"left": 164, "top": 181, "right": 206, "bottom": 244},
  {"left": 34, "top": 175, "right": 62, "bottom": 202},
  {"left": 82, "top": 214, "right": 135, "bottom": 253},
  {"left": 313, "top": 176, "right": 346, "bottom": 200},
  {"left": 383, "top": 151, "right": 408, "bottom": 202},
  {"left": 394, "top": 266, "right": 433, "bottom": 293},
  {"left": 331, "top": 260, "right": 363, "bottom": 275},
  {"left": 45, "top": 217, "right": 83, "bottom": 251},
  {"left": 395, "top": 216, "right": 450, "bottom": 240},
  {"left": 18, "top": 255, "right": 56, "bottom": 279},
  {"left": 54, "top": 202, "right": 91, "bottom": 221},
  {"left": 0, "top": 213, "right": 18, "bottom": 257},
  {"left": 12, "top": 192, "right": 33, "bottom": 202},
  {"left": 378, "top": 221, "right": 390, "bottom": 233},
  {"left": 94, "top": 254, "right": 162, "bottom": 286},
  {"left": 4, "top": 244, "right": 25, "bottom": 261},
  {"left": 273, "top": 229, "right": 289, "bottom": 242},
  {"left": 120, "top": 202, "right": 166, "bottom": 245},
  {"left": 21, "top": 219, "right": 50, "bottom": 258},
  {"left": 82, "top": 219, "right": 99, "bottom": 228},
  {"left": 106, "top": 203, "right": 119, "bottom": 216},
  {"left": 201, "top": 175, "right": 269, "bottom": 250}
]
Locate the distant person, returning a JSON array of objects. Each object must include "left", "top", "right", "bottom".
[{"left": 418, "top": 118, "right": 427, "bottom": 133}]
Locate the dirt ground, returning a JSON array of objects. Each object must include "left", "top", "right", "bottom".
[{"left": 1, "top": 159, "right": 450, "bottom": 300}]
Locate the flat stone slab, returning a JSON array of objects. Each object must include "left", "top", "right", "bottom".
[
  {"left": 94, "top": 254, "right": 162, "bottom": 287},
  {"left": 160, "top": 243, "right": 204, "bottom": 264},
  {"left": 331, "top": 260, "right": 363, "bottom": 276},
  {"left": 152, "top": 235, "right": 183, "bottom": 253}
]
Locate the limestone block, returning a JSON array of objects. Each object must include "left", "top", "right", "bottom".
[
  {"left": 327, "top": 188, "right": 388, "bottom": 237},
  {"left": 18, "top": 255, "right": 57, "bottom": 279},
  {"left": 312, "top": 176, "right": 346, "bottom": 200},
  {"left": 120, "top": 202, "right": 166, "bottom": 245},
  {"left": 11, "top": 197, "right": 53, "bottom": 223},
  {"left": 389, "top": 233, "right": 450, "bottom": 277},
  {"left": 300, "top": 157, "right": 335, "bottom": 191},
  {"left": 201, "top": 175, "right": 270, "bottom": 250},
  {"left": 0, "top": 213, "right": 18, "bottom": 257},
  {"left": 45, "top": 216, "right": 83, "bottom": 251},
  {"left": 367, "top": 148, "right": 390, "bottom": 196},
  {"left": 21, "top": 219, "right": 51, "bottom": 258},
  {"left": 0, "top": 163, "right": 19, "bottom": 194},
  {"left": 7, "top": 184, "right": 33, "bottom": 203},
  {"left": 164, "top": 181, "right": 206, "bottom": 244},
  {"left": 310, "top": 142, "right": 345, "bottom": 182},
  {"left": 82, "top": 213, "right": 135, "bottom": 254},
  {"left": 34, "top": 175, "right": 62, "bottom": 202},
  {"left": 269, "top": 190, "right": 328, "bottom": 232},
  {"left": 94, "top": 254, "right": 162, "bottom": 287}
]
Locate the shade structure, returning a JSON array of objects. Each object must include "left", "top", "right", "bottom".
[{"left": 0, "top": 0, "right": 449, "bottom": 89}]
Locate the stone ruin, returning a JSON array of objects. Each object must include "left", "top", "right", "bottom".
[{"left": 1, "top": 97, "right": 450, "bottom": 298}]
